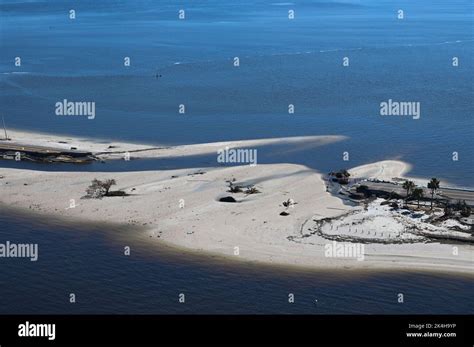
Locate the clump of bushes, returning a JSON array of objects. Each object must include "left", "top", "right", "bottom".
[
  {"left": 228, "top": 182, "right": 243, "bottom": 193},
  {"left": 245, "top": 186, "right": 260, "bottom": 194},
  {"left": 460, "top": 202, "right": 472, "bottom": 217},
  {"left": 227, "top": 181, "right": 260, "bottom": 194},
  {"left": 449, "top": 200, "right": 472, "bottom": 218},
  {"left": 85, "top": 178, "right": 126, "bottom": 199},
  {"left": 443, "top": 205, "right": 453, "bottom": 217},
  {"left": 356, "top": 185, "right": 370, "bottom": 196},
  {"left": 329, "top": 169, "right": 350, "bottom": 185}
]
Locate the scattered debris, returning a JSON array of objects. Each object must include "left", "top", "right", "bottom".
[
  {"left": 188, "top": 171, "right": 206, "bottom": 176},
  {"left": 282, "top": 198, "right": 296, "bottom": 208}
]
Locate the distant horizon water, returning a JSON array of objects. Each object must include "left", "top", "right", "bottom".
[
  {"left": 1, "top": 0, "right": 473, "bottom": 187},
  {"left": 0, "top": 0, "right": 473, "bottom": 316}
]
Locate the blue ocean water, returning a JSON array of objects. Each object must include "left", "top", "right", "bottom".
[
  {"left": 0, "top": 1, "right": 473, "bottom": 314},
  {"left": 0, "top": 0, "right": 473, "bottom": 185},
  {"left": 0, "top": 208, "right": 472, "bottom": 314}
]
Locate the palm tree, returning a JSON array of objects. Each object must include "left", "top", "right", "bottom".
[
  {"left": 427, "top": 178, "right": 440, "bottom": 210},
  {"left": 402, "top": 180, "right": 415, "bottom": 198},
  {"left": 412, "top": 188, "right": 424, "bottom": 208}
]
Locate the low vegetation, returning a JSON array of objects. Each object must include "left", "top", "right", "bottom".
[
  {"left": 227, "top": 181, "right": 260, "bottom": 194},
  {"left": 329, "top": 169, "right": 350, "bottom": 185},
  {"left": 245, "top": 186, "right": 260, "bottom": 194},
  {"left": 354, "top": 176, "right": 471, "bottom": 218},
  {"left": 85, "top": 178, "right": 127, "bottom": 199},
  {"left": 227, "top": 182, "right": 243, "bottom": 193}
]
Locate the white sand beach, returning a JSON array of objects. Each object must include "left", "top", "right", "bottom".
[{"left": 1, "top": 130, "right": 472, "bottom": 275}]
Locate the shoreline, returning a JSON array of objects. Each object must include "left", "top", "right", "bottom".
[
  {"left": 2, "top": 203, "right": 473, "bottom": 279},
  {"left": 1, "top": 130, "right": 473, "bottom": 276},
  {"left": 1, "top": 128, "right": 348, "bottom": 160},
  {"left": 4, "top": 128, "right": 472, "bottom": 191}
]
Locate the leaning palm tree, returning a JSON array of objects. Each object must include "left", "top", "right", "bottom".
[
  {"left": 402, "top": 180, "right": 415, "bottom": 199},
  {"left": 412, "top": 188, "right": 424, "bottom": 208},
  {"left": 427, "top": 178, "right": 440, "bottom": 210}
]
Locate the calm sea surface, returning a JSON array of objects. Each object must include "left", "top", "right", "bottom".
[
  {"left": 0, "top": 208, "right": 473, "bottom": 314},
  {"left": 0, "top": 0, "right": 473, "bottom": 185},
  {"left": 0, "top": 0, "right": 473, "bottom": 314}
]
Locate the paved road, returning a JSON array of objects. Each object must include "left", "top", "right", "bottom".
[
  {"left": 0, "top": 142, "right": 90, "bottom": 156},
  {"left": 358, "top": 181, "right": 474, "bottom": 206}
]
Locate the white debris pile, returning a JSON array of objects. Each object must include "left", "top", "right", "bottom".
[
  {"left": 316, "top": 199, "right": 472, "bottom": 243},
  {"left": 440, "top": 219, "right": 471, "bottom": 231}
]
